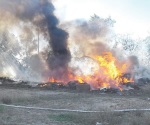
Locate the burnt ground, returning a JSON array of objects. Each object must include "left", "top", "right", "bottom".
[{"left": 0, "top": 83, "right": 150, "bottom": 125}]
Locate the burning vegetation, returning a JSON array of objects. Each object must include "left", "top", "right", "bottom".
[
  {"left": 47, "top": 52, "right": 133, "bottom": 91},
  {"left": 0, "top": 0, "right": 149, "bottom": 92}
]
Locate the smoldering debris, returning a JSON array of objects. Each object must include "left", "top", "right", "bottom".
[
  {"left": 0, "top": 77, "right": 31, "bottom": 88},
  {"left": 0, "top": 76, "right": 150, "bottom": 95}
]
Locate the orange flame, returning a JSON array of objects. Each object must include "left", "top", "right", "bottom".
[
  {"left": 48, "top": 52, "right": 133, "bottom": 90},
  {"left": 49, "top": 77, "right": 55, "bottom": 82}
]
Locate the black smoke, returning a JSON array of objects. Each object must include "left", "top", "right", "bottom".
[
  {"left": 41, "top": 0, "right": 71, "bottom": 71},
  {"left": 0, "top": 0, "right": 71, "bottom": 79}
]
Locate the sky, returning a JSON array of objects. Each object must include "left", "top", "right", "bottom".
[{"left": 53, "top": 0, "right": 150, "bottom": 38}]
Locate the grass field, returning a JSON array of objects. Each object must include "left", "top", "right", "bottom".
[{"left": 0, "top": 86, "right": 150, "bottom": 125}]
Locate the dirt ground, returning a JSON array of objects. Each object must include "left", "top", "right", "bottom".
[{"left": 0, "top": 85, "right": 150, "bottom": 125}]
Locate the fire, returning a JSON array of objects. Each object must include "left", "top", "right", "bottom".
[
  {"left": 49, "top": 77, "right": 55, "bottom": 82},
  {"left": 48, "top": 77, "right": 63, "bottom": 83},
  {"left": 94, "top": 52, "right": 120, "bottom": 80},
  {"left": 48, "top": 52, "right": 133, "bottom": 90},
  {"left": 75, "top": 76, "right": 84, "bottom": 83}
]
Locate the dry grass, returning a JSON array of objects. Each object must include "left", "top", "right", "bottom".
[
  {"left": 0, "top": 88, "right": 39, "bottom": 105},
  {"left": 0, "top": 87, "right": 150, "bottom": 125},
  {"left": 0, "top": 105, "right": 4, "bottom": 113},
  {"left": 47, "top": 111, "right": 150, "bottom": 125},
  {"left": 1, "top": 108, "right": 150, "bottom": 125},
  {"left": 1, "top": 97, "right": 12, "bottom": 104}
]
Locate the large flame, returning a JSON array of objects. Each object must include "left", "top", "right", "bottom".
[{"left": 48, "top": 52, "right": 133, "bottom": 90}]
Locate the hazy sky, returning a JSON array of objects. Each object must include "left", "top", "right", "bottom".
[{"left": 53, "top": 0, "right": 150, "bottom": 38}]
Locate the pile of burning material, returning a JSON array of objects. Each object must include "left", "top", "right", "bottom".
[
  {"left": 36, "top": 80, "right": 135, "bottom": 94},
  {"left": 36, "top": 81, "right": 91, "bottom": 92},
  {"left": 36, "top": 75, "right": 91, "bottom": 91},
  {"left": 36, "top": 73, "right": 135, "bottom": 93},
  {"left": 0, "top": 77, "right": 31, "bottom": 88},
  {"left": 37, "top": 82, "right": 66, "bottom": 90},
  {"left": 67, "top": 81, "right": 91, "bottom": 92},
  {"left": 37, "top": 52, "right": 138, "bottom": 93},
  {"left": 37, "top": 68, "right": 149, "bottom": 94}
]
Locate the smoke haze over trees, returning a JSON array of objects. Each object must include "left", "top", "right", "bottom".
[{"left": 0, "top": 0, "right": 150, "bottom": 81}]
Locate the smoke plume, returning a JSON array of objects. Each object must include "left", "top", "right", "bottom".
[{"left": 0, "top": 0, "right": 71, "bottom": 80}]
